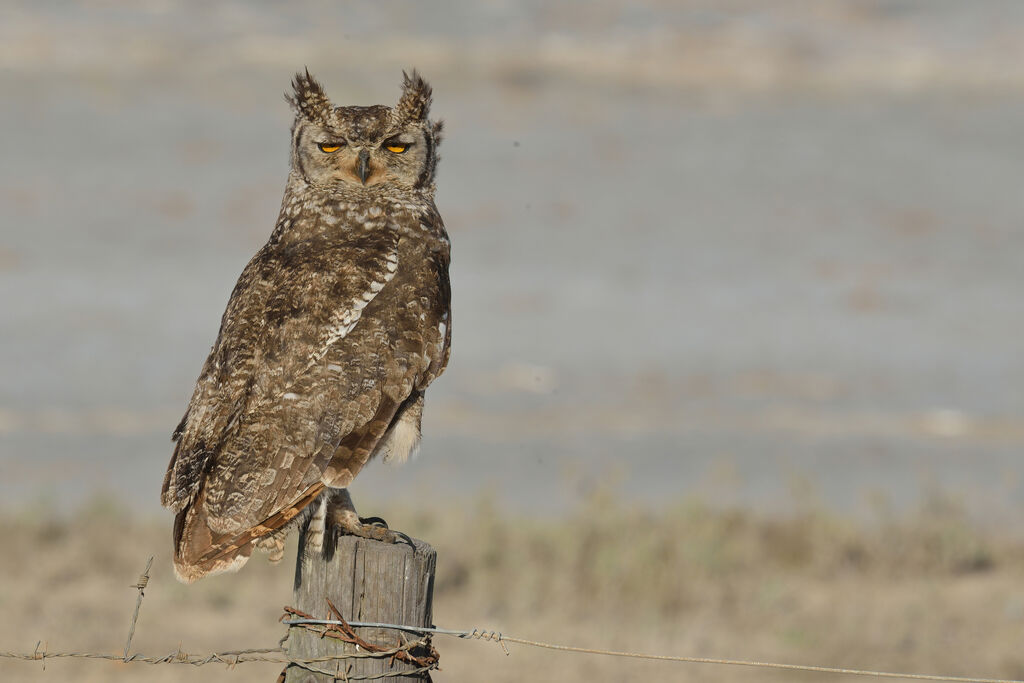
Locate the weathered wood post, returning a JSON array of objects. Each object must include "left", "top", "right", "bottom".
[{"left": 284, "top": 531, "right": 437, "bottom": 682}]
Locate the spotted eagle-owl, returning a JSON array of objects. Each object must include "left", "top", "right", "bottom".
[{"left": 160, "top": 70, "right": 451, "bottom": 583}]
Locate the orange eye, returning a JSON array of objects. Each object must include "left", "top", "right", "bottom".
[
  {"left": 386, "top": 144, "right": 408, "bottom": 154},
  {"left": 318, "top": 143, "right": 342, "bottom": 153}
]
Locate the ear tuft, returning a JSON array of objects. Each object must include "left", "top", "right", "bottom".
[
  {"left": 396, "top": 69, "right": 432, "bottom": 122},
  {"left": 286, "top": 68, "right": 332, "bottom": 121}
]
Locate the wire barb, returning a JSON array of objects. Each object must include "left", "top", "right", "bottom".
[
  {"left": 283, "top": 603, "right": 440, "bottom": 675},
  {"left": 122, "top": 556, "right": 153, "bottom": 662}
]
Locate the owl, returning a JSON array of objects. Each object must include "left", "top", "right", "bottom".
[{"left": 161, "top": 70, "right": 451, "bottom": 583}]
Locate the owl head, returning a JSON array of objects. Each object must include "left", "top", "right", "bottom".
[{"left": 286, "top": 69, "right": 442, "bottom": 191}]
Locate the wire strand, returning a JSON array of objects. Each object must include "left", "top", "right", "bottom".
[{"left": 283, "top": 619, "right": 1024, "bottom": 683}]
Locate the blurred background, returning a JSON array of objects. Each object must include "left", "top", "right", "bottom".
[{"left": 2, "top": 1, "right": 1023, "bottom": 681}]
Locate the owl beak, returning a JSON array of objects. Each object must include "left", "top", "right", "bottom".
[{"left": 356, "top": 149, "right": 371, "bottom": 185}]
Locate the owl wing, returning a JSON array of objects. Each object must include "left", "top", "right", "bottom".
[
  {"left": 314, "top": 214, "right": 451, "bottom": 488},
  {"left": 163, "top": 210, "right": 451, "bottom": 582},
  {"left": 162, "top": 221, "right": 439, "bottom": 581}
]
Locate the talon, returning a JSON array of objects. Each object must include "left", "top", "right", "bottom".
[
  {"left": 393, "top": 530, "right": 415, "bottom": 548},
  {"left": 324, "top": 489, "right": 404, "bottom": 544}
]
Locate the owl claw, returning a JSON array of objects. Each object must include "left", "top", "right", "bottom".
[
  {"left": 345, "top": 517, "right": 414, "bottom": 547},
  {"left": 341, "top": 518, "right": 400, "bottom": 544},
  {"left": 393, "top": 530, "right": 415, "bottom": 548},
  {"left": 324, "top": 490, "right": 412, "bottom": 546},
  {"left": 358, "top": 516, "right": 390, "bottom": 529},
  {"left": 359, "top": 518, "right": 415, "bottom": 548}
]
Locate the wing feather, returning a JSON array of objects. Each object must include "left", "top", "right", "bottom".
[
  {"left": 163, "top": 227, "right": 400, "bottom": 524},
  {"left": 162, "top": 205, "right": 451, "bottom": 581}
]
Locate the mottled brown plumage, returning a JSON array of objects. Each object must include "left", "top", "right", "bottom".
[{"left": 161, "top": 70, "right": 451, "bottom": 583}]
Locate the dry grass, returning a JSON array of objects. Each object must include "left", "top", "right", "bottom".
[{"left": 2, "top": 491, "right": 1024, "bottom": 682}]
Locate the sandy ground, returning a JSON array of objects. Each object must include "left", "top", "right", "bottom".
[{"left": 2, "top": 494, "right": 1024, "bottom": 682}]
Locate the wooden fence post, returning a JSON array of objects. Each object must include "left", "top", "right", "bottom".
[{"left": 284, "top": 531, "right": 437, "bottom": 682}]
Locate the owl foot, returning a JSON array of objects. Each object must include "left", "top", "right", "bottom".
[
  {"left": 325, "top": 507, "right": 399, "bottom": 543},
  {"left": 322, "top": 488, "right": 409, "bottom": 545},
  {"left": 359, "top": 517, "right": 415, "bottom": 547}
]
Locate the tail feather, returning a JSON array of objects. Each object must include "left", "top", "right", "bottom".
[{"left": 172, "top": 483, "right": 324, "bottom": 583}]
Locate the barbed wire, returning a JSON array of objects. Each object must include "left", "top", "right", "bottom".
[
  {"left": 123, "top": 556, "right": 153, "bottom": 661},
  {"left": 3, "top": 558, "right": 1024, "bottom": 683},
  {"left": 283, "top": 602, "right": 439, "bottom": 678},
  {"left": 282, "top": 618, "right": 1024, "bottom": 683}
]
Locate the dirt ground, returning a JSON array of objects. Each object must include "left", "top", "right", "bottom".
[{"left": 2, "top": 492, "right": 1023, "bottom": 683}]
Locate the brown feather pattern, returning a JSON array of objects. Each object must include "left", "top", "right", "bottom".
[{"left": 162, "top": 70, "right": 450, "bottom": 582}]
